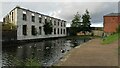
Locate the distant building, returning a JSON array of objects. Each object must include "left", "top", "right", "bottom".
[
  {"left": 103, "top": 13, "right": 120, "bottom": 33},
  {"left": 3, "top": 6, "right": 67, "bottom": 40}
]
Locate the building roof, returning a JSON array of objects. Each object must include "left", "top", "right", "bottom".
[
  {"left": 8, "top": 6, "right": 66, "bottom": 22},
  {"left": 104, "top": 13, "right": 120, "bottom": 16}
]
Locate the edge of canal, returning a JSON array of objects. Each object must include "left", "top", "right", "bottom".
[{"left": 53, "top": 38, "right": 93, "bottom": 66}]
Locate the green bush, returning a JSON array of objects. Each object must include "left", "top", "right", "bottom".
[
  {"left": 25, "top": 57, "right": 40, "bottom": 66},
  {"left": 43, "top": 22, "right": 53, "bottom": 35},
  {"left": 6, "top": 55, "right": 41, "bottom": 67},
  {"left": 116, "top": 25, "right": 120, "bottom": 33}
]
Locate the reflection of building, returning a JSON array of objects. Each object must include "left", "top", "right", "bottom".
[
  {"left": 16, "top": 42, "right": 45, "bottom": 61},
  {"left": 3, "top": 6, "right": 67, "bottom": 40},
  {"left": 104, "top": 13, "right": 120, "bottom": 33}
]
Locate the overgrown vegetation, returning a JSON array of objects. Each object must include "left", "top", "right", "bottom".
[
  {"left": 100, "top": 25, "right": 120, "bottom": 56},
  {"left": 101, "top": 33, "right": 119, "bottom": 44},
  {"left": 4, "top": 55, "right": 41, "bottom": 67},
  {"left": 117, "top": 25, "right": 120, "bottom": 33},
  {"left": 2, "top": 23, "right": 17, "bottom": 30},
  {"left": 43, "top": 21, "right": 53, "bottom": 35},
  {"left": 102, "top": 25, "right": 120, "bottom": 44}
]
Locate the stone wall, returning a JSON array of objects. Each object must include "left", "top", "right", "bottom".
[{"left": 92, "top": 30, "right": 103, "bottom": 36}]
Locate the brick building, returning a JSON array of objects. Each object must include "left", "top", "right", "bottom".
[{"left": 103, "top": 13, "right": 120, "bottom": 33}]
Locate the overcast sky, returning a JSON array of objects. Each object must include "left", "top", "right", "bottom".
[{"left": 0, "top": 1, "right": 119, "bottom": 27}]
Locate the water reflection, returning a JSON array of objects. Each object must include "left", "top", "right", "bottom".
[
  {"left": 2, "top": 38, "right": 90, "bottom": 66},
  {"left": 0, "top": 52, "right": 2, "bottom": 67}
]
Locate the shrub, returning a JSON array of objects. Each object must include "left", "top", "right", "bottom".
[
  {"left": 116, "top": 25, "right": 120, "bottom": 33},
  {"left": 43, "top": 22, "right": 53, "bottom": 35}
]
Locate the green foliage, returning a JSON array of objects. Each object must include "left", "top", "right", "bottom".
[
  {"left": 70, "top": 10, "right": 91, "bottom": 35},
  {"left": 82, "top": 10, "right": 91, "bottom": 27},
  {"left": 71, "top": 12, "right": 81, "bottom": 27},
  {"left": 2, "top": 23, "right": 17, "bottom": 30},
  {"left": 12, "top": 56, "right": 23, "bottom": 66},
  {"left": 81, "top": 10, "right": 91, "bottom": 32},
  {"left": 25, "top": 57, "right": 40, "bottom": 66},
  {"left": 7, "top": 55, "right": 41, "bottom": 67},
  {"left": 116, "top": 25, "right": 120, "bottom": 33},
  {"left": 101, "top": 33, "right": 119, "bottom": 44},
  {"left": 34, "top": 28, "right": 38, "bottom": 36},
  {"left": 70, "top": 27, "right": 79, "bottom": 35},
  {"left": 70, "top": 12, "right": 81, "bottom": 35},
  {"left": 43, "top": 21, "right": 53, "bottom": 35},
  {"left": 91, "top": 32, "right": 94, "bottom": 36}
]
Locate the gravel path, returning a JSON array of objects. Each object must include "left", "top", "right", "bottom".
[{"left": 55, "top": 38, "right": 118, "bottom": 66}]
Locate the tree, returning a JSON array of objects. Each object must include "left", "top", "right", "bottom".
[
  {"left": 70, "top": 10, "right": 91, "bottom": 35},
  {"left": 71, "top": 12, "right": 81, "bottom": 27},
  {"left": 70, "top": 12, "right": 81, "bottom": 35},
  {"left": 82, "top": 9, "right": 91, "bottom": 33},
  {"left": 43, "top": 21, "right": 53, "bottom": 35}
]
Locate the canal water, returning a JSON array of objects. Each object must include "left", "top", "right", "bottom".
[{"left": 2, "top": 37, "right": 91, "bottom": 66}]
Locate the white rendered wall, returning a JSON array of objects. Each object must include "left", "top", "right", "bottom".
[{"left": 16, "top": 8, "right": 66, "bottom": 40}]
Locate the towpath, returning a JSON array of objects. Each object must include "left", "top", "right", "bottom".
[{"left": 56, "top": 38, "right": 118, "bottom": 66}]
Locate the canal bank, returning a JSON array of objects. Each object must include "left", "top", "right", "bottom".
[
  {"left": 2, "top": 35, "right": 92, "bottom": 47},
  {"left": 55, "top": 38, "right": 118, "bottom": 66},
  {"left": 2, "top": 36, "right": 91, "bottom": 66},
  {"left": 2, "top": 36, "right": 72, "bottom": 47}
]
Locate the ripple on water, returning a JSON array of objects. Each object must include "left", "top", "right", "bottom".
[{"left": 2, "top": 38, "right": 90, "bottom": 66}]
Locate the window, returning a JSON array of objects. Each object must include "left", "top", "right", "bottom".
[
  {"left": 64, "top": 22, "right": 66, "bottom": 27},
  {"left": 61, "top": 22, "right": 62, "bottom": 27},
  {"left": 3, "top": 18, "right": 5, "bottom": 22},
  {"left": 32, "top": 16, "right": 35, "bottom": 22},
  {"left": 31, "top": 25, "right": 36, "bottom": 35},
  {"left": 63, "top": 29, "right": 65, "bottom": 34},
  {"left": 39, "top": 27, "right": 41, "bottom": 35},
  {"left": 23, "top": 25, "right": 27, "bottom": 35},
  {"left": 39, "top": 17, "right": 42, "bottom": 23},
  {"left": 50, "top": 20, "right": 52, "bottom": 23},
  {"left": 61, "top": 28, "right": 62, "bottom": 34},
  {"left": 50, "top": 18, "right": 52, "bottom": 23},
  {"left": 39, "top": 15, "right": 42, "bottom": 23},
  {"left": 54, "top": 28, "right": 56, "bottom": 34},
  {"left": 54, "top": 20, "right": 56, "bottom": 25},
  {"left": 45, "top": 17, "right": 47, "bottom": 23},
  {"left": 45, "top": 19, "right": 47, "bottom": 23},
  {"left": 7, "top": 15, "right": 9, "bottom": 22},
  {"left": 58, "top": 21, "right": 59, "bottom": 26},
  {"left": 23, "top": 14, "right": 27, "bottom": 21},
  {"left": 58, "top": 28, "right": 59, "bottom": 34},
  {"left": 12, "top": 12, "right": 13, "bottom": 21}
]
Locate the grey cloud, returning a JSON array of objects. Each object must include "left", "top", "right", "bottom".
[
  {"left": 51, "top": 2, "right": 118, "bottom": 24},
  {"left": 2, "top": 2, "right": 59, "bottom": 17},
  {"left": 1, "top": 2, "right": 118, "bottom": 27}
]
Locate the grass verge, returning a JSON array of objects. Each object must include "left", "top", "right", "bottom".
[{"left": 101, "top": 33, "right": 120, "bottom": 44}]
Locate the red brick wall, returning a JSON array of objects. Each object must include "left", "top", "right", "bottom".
[{"left": 104, "top": 16, "right": 120, "bottom": 33}]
